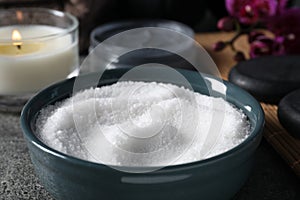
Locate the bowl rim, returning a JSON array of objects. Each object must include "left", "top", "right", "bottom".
[{"left": 20, "top": 68, "right": 264, "bottom": 172}]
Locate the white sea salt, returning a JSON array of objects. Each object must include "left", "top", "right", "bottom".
[{"left": 36, "top": 81, "right": 251, "bottom": 167}]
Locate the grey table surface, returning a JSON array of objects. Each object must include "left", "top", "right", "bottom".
[{"left": 0, "top": 111, "right": 300, "bottom": 200}]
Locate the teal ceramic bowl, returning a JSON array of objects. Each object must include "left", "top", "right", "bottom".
[{"left": 21, "top": 68, "right": 264, "bottom": 200}]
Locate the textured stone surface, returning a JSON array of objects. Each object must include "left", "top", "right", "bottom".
[
  {"left": 0, "top": 111, "right": 299, "bottom": 200},
  {"left": 0, "top": 112, "right": 53, "bottom": 200}
]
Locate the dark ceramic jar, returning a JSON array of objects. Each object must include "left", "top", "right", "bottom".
[{"left": 89, "top": 20, "right": 195, "bottom": 71}]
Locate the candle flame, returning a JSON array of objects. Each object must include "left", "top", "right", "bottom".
[
  {"left": 12, "top": 30, "right": 22, "bottom": 47},
  {"left": 12, "top": 30, "right": 22, "bottom": 41}
]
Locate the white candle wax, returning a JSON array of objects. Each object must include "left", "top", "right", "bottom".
[{"left": 0, "top": 25, "right": 79, "bottom": 95}]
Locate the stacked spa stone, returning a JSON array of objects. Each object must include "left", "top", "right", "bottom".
[{"left": 229, "top": 55, "right": 300, "bottom": 138}]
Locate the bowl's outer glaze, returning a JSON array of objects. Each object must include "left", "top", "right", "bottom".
[{"left": 21, "top": 68, "right": 264, "bottom": 200}]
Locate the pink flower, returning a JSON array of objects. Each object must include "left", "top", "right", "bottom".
[
  {"left": 226, "top": 0, "right": 278, "bottom": 24},
  {"left": 213, "top": 41, "right": 227, "bottom": 51},
  {"left": 217, "top": 17, "right": 236, "bottom": 32},
  {"left": 250, "top": 35, "right": 284, "bottom": 58},
  {"left": 213, "top": 0, "right": 298, "bottom": 61},
  {"left": 267, "top": 8, "right": 300, "bottom": 54},
  {"left": 248, "top": 31, "right": 265, "bottom": 43},
  {"left": 276, "top": 0, "right": 289, "bottom": 13}
]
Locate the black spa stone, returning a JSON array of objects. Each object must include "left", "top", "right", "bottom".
[
  {"left": 229, "top": 56, "right": 300, "bottom": 104},
  {"left": 278, "top": 89, "right": 300, "bottom": 138}
]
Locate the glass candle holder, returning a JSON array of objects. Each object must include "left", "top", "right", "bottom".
[{"left": 0, "top": 8, "right": 79, "bottom": 112}]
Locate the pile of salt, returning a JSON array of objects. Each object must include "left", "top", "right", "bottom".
[{"left": 37, "top": 81, "right": 250, "bottom": 166}]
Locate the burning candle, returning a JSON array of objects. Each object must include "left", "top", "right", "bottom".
[
  {"left": 0, "top": 8, "right": 79, "bottom": 96},
  {"left": 0, "top": 29, "right": 43, "bottom": 55}
]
